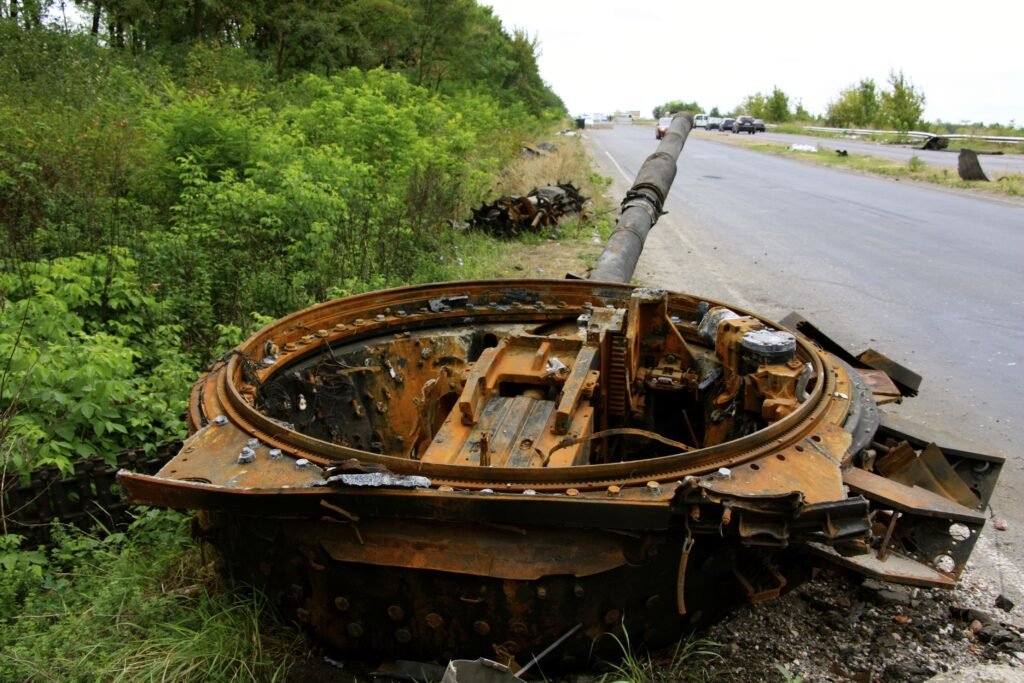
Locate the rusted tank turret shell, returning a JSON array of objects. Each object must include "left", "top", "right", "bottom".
[{"left": 117, "top": 111, "right": 1002, "bottom": 666}]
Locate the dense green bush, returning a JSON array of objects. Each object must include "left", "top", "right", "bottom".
[
  {"left": 0, "top": 21, "right": 560, "bottom": 475},
  {"left": 0, "top": 251, "right": 192, "bottom": 472}
]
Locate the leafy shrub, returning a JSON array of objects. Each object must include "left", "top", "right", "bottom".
[{"left": 0, "top": 251, "right": 192, "bottom": 473}]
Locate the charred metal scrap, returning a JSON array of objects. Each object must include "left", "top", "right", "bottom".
[
  {"left": 118, "top": 114, "right": 1001, "bottom": 668},
  {"left": 470, "top": 183, "right": 587, "bottom": 236}
]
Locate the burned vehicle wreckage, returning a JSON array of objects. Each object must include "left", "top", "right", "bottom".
[{"left": 119, "top": 114, "right": 1002, "bottom": 668}]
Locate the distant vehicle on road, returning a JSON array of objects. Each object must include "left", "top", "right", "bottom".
[
  {"left": 733, "top": 116, "right": 757, "bottom": 134},
  {"left": 694, "top": 114, "right": 709, "bottom": 129},
  {"left": 754, "top": 118, "right": 766, "bottom": 132},
  {"left": 655, "top": 116, "right": 673, "bottom": 139},
  {"left": 707, "top": 117, "right": 723, "bottom": 130},
  {"left": 720, "top": 117, "right": 736, "bottom": 132}
]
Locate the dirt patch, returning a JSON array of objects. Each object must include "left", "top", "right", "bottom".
[{"left": 487, "top": 225, "right": 606, "bottom": 280}]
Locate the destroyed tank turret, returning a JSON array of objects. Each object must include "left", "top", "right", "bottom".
[{"left": 119, "top": 114, "right": 1003, "bottom": 667}]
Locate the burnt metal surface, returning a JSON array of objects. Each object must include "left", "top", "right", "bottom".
[
  {"left": 470, "top": 183, "right": 588, "bottom": 237},
  {"left": 116, "top": 112, "right": 1002, "bottom": 667}
]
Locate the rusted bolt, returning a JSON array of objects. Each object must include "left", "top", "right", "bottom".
[
  {"left": 237, "top": 448, "right": 256, "bottom": 464},
  {"left": 510, "top": 622, "right": 528, "bottom": 636},
  {"left": 607, "top": 485, "right": 621, "bottom": 497},
  {"left": 295, "top": 458, "right": 310, "bottom": 470},
  {"left": 425, "top": 612, "right": 444, "bottom": 629},
  {"left": 346, "top": 622, "right": 364, "bottom": 638},
  {"left": 387, "top": 605, "right": 405, "bottom": 621},
  {"left": 213, "top": 415, "right": 228, "bottom": 426},
  {"left": 316, "top": 329, "right": 329, "bottom": 337},
  {"left": 573, "top": 584, "right": 585, "bottom": 598},
  {"left": 473, "top": 620, "right": 491, "bottom": 636},
  {"left": 296, "top": 608, "right": 310, "bottom": 623},
  {"left": 334, "top": 596, "right": 350, "bottom": 611},
  {"left": 566, "top": 488, "right": 580, "bottom": 497},
  {"left": 502, "top": 640, "right": 521, "bottom": 655},
  {"left": 721, "top": 508, "right": 733, "bottom": 526},
  {"left": 646, "top": 481, "right": 661, "bottom": 494},
  {"left": 269, "top": 448, "right": 282, "bottom": 459},
  {"left": 395, "top": 628, "right": 412, "bottom": 643},
  {"left": 246, "top": 438, "right": 260, "bottom": 448},
  {"left": 375, "top": 314, "right": 386, "bottom": 322},
  {"left": 604, "top": 609, "right": 622, "bottom": 625},
  {"left": 536, "top": 586, "right": 548, "bottom": 600}
]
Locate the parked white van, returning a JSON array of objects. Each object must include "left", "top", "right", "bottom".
[{"left": 694, "top": 114, "right": 709, "bottom": 129}]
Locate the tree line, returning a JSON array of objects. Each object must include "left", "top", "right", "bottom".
[
  {"left": 653, "top": 70, "right": 926, "bottom": 131},
  {"left": 0, "top": 0, "right": 563, "bottom": 115}
]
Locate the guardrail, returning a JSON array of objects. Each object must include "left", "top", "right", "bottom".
[{"left": 803, "top": 126, "right": 1024, "bottom": 144}]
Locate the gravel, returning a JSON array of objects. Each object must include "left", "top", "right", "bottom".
[{"left": 698, "top": 565, "right": 1024, "bottom": 682}]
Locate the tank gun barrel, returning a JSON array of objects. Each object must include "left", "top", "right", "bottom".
[{"left": 588, "top": 112, "right": 694, "bottom": 283}]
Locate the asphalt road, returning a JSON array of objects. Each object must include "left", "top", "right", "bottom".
[
  {"left": 695, "top": 127, "right": 1024, "bottom": 176},
  {"left": 584, "top": 123, "right": 1024, "bottom": 598}
]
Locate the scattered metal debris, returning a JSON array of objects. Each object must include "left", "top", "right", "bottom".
[
  {"left": 469, "top": 183, "right": 588, "bottom": 236},
  {"left": 2, "top": 442, "right": 179, "bottom": 546},
  {"left": 521, "top": 142, "right": 558, "bottom": 157},
  {"left": 921, "top": 136, "right": 950, "bottom": 151},
  {"left": 958, "top": 149, "right": 990, "bottom": 181}
]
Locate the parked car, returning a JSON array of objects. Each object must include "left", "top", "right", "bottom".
[
  {"left": 694, "top": 114, "right": 709, "bottom": 129},
  {"left": 707, "top": 117, "right": 723, "bottom": 130},
  {"left": 732, "top": 115, "right": 756, "bottom": 134},
  {"left": 720, "top": 117, "right": 736, "bottom": 132},
  {"left": 754, "top": 118, "right": 766, "bottom": 132},
  {"left": 655, "top": 116, "right": 673, "bottom": 139}
]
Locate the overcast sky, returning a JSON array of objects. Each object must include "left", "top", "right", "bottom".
[{"left": 484, "top": 0, "right": 1022, "bottom": 125}]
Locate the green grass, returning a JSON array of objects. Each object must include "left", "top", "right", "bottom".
[
  {"left": 743, "top": 141, "right": 1024, "bottom": 197},
  {"left": 600, "top": 626, "right": 722, "bottom": 683},
  {"left": 0, "top": 510, "right": 303, "bottom": 682}
]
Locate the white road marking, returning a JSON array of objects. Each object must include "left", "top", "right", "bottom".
[{"left": 603, "top": 148, "right": 633, "bottom": 184}]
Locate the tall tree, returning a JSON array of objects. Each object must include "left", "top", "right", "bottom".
[
  {"left": 738, "top": 92, "right": 768, "bottom": 118},
  {"left": 826, "top": 78, "right": 880, "bottom": 128},
  {"left": 881, "top": 69, "right": 926, "bottom": 131},
  {"left": 766, "top": 85, "right": 790, "bottom": 122}
]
